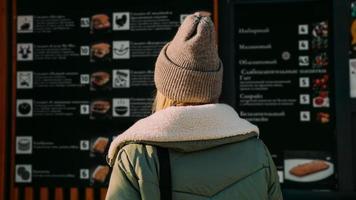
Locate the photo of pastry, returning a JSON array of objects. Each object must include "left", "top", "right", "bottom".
[
  {"left": 285, "top": 159, "right": 334, "bottom": 182},
  {"left": 316, "top": 112, "right": 330, "bottom": 124},
  {"left": 90, "top": 100, "right": 111, "bottom": 119},
  {"left": 91, "top": 137, "right": 109, "bottom": 154},
  {"left": 90, "top": 14, "right": 111, "bottom": 34},
  {"left": 90, "top": 43, "right": 111, "bottom": 62},
  {"left": 90, "top": 71, "right": 111, "bottom": 91},
  {"left": 91, "top": 165, "right": 110, "bottom": 183}
]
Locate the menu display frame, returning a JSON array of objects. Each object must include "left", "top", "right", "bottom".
[
  {"left": 3, "top": 0, "right": 356, "bottom": 198},
  {"left": 8, "top": 0, "right": 218, "bottom": 192},
  {"left": 219, "top": 0, "right": 355, "bottom": 192}
]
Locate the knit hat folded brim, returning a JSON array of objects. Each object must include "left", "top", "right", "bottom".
[{"left": 155, "top": 43, "right": 223, "bottom": 103}]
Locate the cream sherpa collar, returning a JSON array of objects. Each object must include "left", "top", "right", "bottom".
[{"left": 107, "top": 104, "right": 259, "bottom": 166}]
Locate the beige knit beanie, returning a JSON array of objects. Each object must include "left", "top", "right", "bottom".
[{"left": 154, "top": 12, "right": 223, "bottom": 103}]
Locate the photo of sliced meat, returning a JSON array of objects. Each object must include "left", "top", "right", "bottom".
[
  {"left": 91, "top": 14, "right": 111, "bottom": 32},
  {"left": 92, "top": 165, "right": 110, "bottom": 183},
  {"left": 91, "top": 137, "right": 109, "bottom": 154},
  {"left": 289, "top": 160, "right": 329, "bottom": 177}
]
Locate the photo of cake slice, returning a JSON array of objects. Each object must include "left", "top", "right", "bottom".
[
  {"left": 91, "top": 137, "right": 109, "bottom": 154},
  {"left": 289, "top": 160, "right": 329, "bottom": 177},
  {"left": 92, "top": 165, "right": 110, "bottom": 183}
]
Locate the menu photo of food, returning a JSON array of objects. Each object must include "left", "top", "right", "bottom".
[
  {"left": 90, "top": 14, "right": 111, "bottom": 34},
  {"left": 351, "top": 18, "right": 356, "bottom": 52},
  {"left": 90, "top": 42, "right": 111, "bottom": 62},
  {"left": 90, "top": 137, "right": 109, "bottom": 154},
  {"left": 90, "top": 71, "right": 111, "bottom": 91},
  {"left": 312, "top": 75, "right": 330, "bottom": 108},
  {"left": 285, "top": 159, "right": 334, "bottom": 182},
  {"left": 312, "top": 21, "right": 328, "bottom": 50},
  {"left": 312, "top": 52, "right": 328, "bottom": 68},
  {"left": 352, "top": 1, "right": 356, "bottom": 18},
  {"left": 91, "top": 165, "right": 111, "bottom": 185},
  {"left": 316, "top": 112, "right": 330, "bottom": 124},
  {"left": 350, "top": 59, "right": 356, "bottom": 98},
  {"left": 90, "top": 99, "right": 111, "bottom": 120},
  {"left": 284, "top": 151, "right": 335, "bottom": 187}
]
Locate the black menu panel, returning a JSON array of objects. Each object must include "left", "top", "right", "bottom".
[
  {"left": 350, "top": 0, "right": 356, "bottom": 98},
  {"left": 14, "top": 0, "right": 214, "bottom": 187},
  {"left": 234, "top": 0, "right": 336, "bottom": 189}
]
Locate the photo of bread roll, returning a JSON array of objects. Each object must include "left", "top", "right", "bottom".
[
  {"left": 91, "top": 137, "right": 109, "bottom": 154},
  {"left": 92, "top": 165, "right": 110, "bottom": 183},
  {"left": 289, "top": 160, "right": 329, "bottom": 177}
]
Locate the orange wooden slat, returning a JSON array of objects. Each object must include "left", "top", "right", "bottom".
[
  {"left": 213, "top": 0, "right": 219, "bottom": 35},
  {"left": 40, "top": 187, "right": 49, "bottom": 200},
  {"left": 85, "top": 188, "right": 94, "bottom": 200},
  {"left": 0, "top": 0, "right": 8, "bottom": 198},
  {"left": 10, "top": 0, "right": 17, "bottom": 198},
  {"left": 100, "top": 188, "right": 107, "bottom": 200},
  {"left": 24, "top": 187, "right": 33, "bottom": 200},
  {"left": 70, "top": 187, "right": 78, "bottom": 200},
  {"left": 12, "top": 187, "right": 18, "bottom": 200},
  {"left": 54, "top": 188, "right": 64, "bottom": 200}
]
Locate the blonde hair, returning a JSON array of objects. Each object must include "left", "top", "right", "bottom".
[{"left": 152, "top": 91, "right": 217, "bottom": 113}]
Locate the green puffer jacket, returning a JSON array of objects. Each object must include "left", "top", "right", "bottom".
[{"left": 105, "top": 104, "right": 283, "bottom": 200}]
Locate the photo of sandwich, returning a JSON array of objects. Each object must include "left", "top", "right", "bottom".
[
  {"left": 90, "top": 100, "right": 111, "bottom": 119},
  {"left": 285, "top": 159, "right": 334, "bottom": 182},
  {"left": 90, "top": 43, "right": 111, "bottom": 62},
  {"left": 92, "top": 165, "right": 110, "bottom": 183},
  {"left": 91, "top": 137, "right": 109, "bottom": 154},
  {"left": 90, "top": 14, "right": 111, "bottom": 34},
  {"left": 90, "top": 71, "right": 110, "bottom": 90}
]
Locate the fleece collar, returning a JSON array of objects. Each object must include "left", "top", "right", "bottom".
[{"left": 107, "top": 104, "right": 259, "bottom": 166}]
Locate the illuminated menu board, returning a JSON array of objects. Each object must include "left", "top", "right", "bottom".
[
  {"left": 234, "top": 0, "right": 336, "bottom": 189},
  {"left": 14, "top": 0, "right": 214, "bottom": 187}
]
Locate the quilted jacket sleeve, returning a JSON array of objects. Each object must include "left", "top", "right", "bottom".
[
  {"left": 265, "top": 146, "right": 283, "bottom": 200},
  {"left": 105, "top": 149, "right": 141, "bottom": 200},
  {"left": 105, "top": 144, "right": 161, "bottom": 200}
]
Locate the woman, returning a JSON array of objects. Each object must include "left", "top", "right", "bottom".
[{"left": 106, "top": 12, "right": 283, "bottom": 200}]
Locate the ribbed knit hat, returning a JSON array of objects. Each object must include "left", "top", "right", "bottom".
[{"left": 154, "top": 12, "right": 223, "bottom": 103}]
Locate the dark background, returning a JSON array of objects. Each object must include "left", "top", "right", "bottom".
[{"left": 1, "top": 0, "right": 356, "bottom": 199}]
